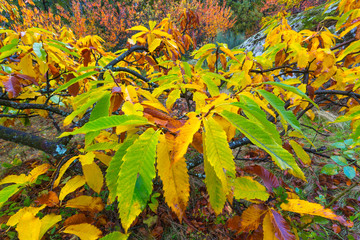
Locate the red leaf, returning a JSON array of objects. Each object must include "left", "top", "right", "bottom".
[
  {"left": 243, "top": 165, "right": 282, "bottom": 193},
  {"left": 81, "top": 49, "right": 91, "bottom": 67},
  {"left": 66, "top": 73, "right": 80, "bottom": 97},
  {"left": 270, "top": 209, "right": 295, "bottom": 240},
  {"left": 332, "top": 224, "right": 341, "bottom": 233},
  {"left": 14, "top": 73, "right": 38, "bottom": 86},
  {"left": 4, "top": 76, "right": 21, "bottom": 98},
  {"left": 227, "top": 215, "right": 241, "bottom": 231}
]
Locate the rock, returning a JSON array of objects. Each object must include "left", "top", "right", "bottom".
[{"left": 236, "top": 2, "right": 339, "bottom": 55}]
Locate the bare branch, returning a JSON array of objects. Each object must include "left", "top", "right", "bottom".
[
  {"left": 0, "top": 99, "right": 70, "bottom": 117},
  {"left": 0, "top": 125, "right": 67, "bottom": 160}
]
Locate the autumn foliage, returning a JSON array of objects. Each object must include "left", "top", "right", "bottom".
[
  {"left": 0, "top": 0, "right": 235, "bottom": 49},
  {"left": 0, "top": 0, "right": 360, "bottom": 239}
]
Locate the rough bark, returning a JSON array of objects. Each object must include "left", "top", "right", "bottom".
[{"left": 0, "top": 126, "right": 67, "bottom": 160}]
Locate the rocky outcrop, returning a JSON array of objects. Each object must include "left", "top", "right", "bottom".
[{"left": 236, "top": 3, "right": 338, "bottom": 55}]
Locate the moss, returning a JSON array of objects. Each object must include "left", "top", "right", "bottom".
[{"left": 288, "top": 3, "right": 338, "bottom": 31}]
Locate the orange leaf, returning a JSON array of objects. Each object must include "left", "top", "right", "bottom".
[
  {"left": 35, "top": 191, "right": 59, "bottom": 207},
  {"left": 238, "top": 204, "right": 267, "bottom": 233},
  {"left": 63, "top": 213, "right": 92, "bottom": 226},
  {"left": 219, "top": 53, "right": 227, "bottom": 70},
  {"left": 172, "top": 112, "right": 201, "bottom": 163},
  {"left": 66, "top": 195, "right": 104, "bottom": 213}
]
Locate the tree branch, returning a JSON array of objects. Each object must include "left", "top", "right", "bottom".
[
  {"left": 0, "top": 99, "right": 70, "bottom": 117},
  {"left": 315, "top": 89, "right": 360, "bottom": 99},
  {"left": 0, "top": 125, "right": 67, "bottom": 160},
  {"left": 109, "top": 67, "right": 152, "bottom": 83},
  {"left": 104, "top": 45, "right": 148, "bottom": 69}
]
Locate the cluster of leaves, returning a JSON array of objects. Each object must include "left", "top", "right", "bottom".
[
  {"left": 0, "top": 0, "right": 360, "bottom": 239},
  {"left": 0, "top": 0, "right": 235, "bottom": 50}
]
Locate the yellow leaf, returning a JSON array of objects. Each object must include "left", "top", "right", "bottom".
[
  {"left": 122, "top": 102, "right": 144, "bottom": 116},
  {"left": 206, "top": 54, "right": 216, "bottom": 71},
  {"left": 19, "top": 54, "right": 37, "bottom": 79},
  {"left": 173, "top": 113, "right": 201, "bottom": 163},
  {"left": 297, "top": 49, "right": 309, "bottom": 69},
  {"left": 289, "top": 140, "right": 311, "bottom": 165},
  {"left": 152, "top": 29, "right": 172, "bottom": 39},
  {"left": 59, "top": 175, "right": 86, "bottom": 201},
  {"left": 212, "top": 115, "right": 236, "bottom": 142},
  {"left": 149, "top": 38, "right": 162, "bottom": 52},
  {"left": 82, "top": 162, "right": 103, "bottom": 194},
  {"left": 63, "top": 223, "right": 102, "bottom": 240},
  {"left": 280, "top": 199, "right": 353, "bottom": 227},
  {"left": 27, "top": 164, "right": 50, "bottom": 183},
  {"left": 39, "top": 214, "right": 62, "bottom": 239},
  {"left": 66, "top": 195, "right": 104, "bottom": 213},
  {"left": 233, "top": 177, "right": 270, "bottom": 201},
  {"left": 124, "top": 85, "right": 138, "bottom": 103},
  {"left": 166, "top": 89, "right": 180, "bottom": 110},
  {"left": 220, "top": 46, "right": 239, "bottom": 62},
  {"left": 157, "top": 134, "right": 189, "bottom": 220},
  {"left": 142, "top": 100, "right": 168, "bottom": 114},
  {"left": 127, "top": 25, "right": 149, "bottom": 32},
  {"left": 7, "top": 205, "right": 46, "bottom": 227},
  {"left": 263, "top": 211, "right": 277, "bottom": 240},
  {"left": 0, "top": 174, "right": 27, "bottom": 185},
  {"left": 16, "top": 212, "right": 41, "bottom": 240},
  {"left": 53, "top": 156, "right": 77, "bottom": 188},
  {"left": 94, "top": 152, "right": 111, "bottom": 166},
  {"left": 79, "top": 152, "right": 96, "bottom": 165},
  {"left": 149, "top": 21, "right": 157, "bottom": 30}
]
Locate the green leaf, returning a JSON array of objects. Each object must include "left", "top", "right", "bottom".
[
  {"left": 330, "top": 156, "right": 348, "bottom": 166},
  {"left": 116, "top": 129, "right": 160, "bottom": 232},
  {"left": 182, "top": 62, "right": 192, "bottom": 77},
  {"left": 343, "top": 166, "right": 356, "bottom": 179},
  {"left": 0, "top": 184, "right": 22, "bottom": 209},
  {"left": 221, "top": 110, "right": 306, "bottom": 181},
  {"left": 203, "top": 143, "right": 227, "bottom": 215},
  {"left": 258, "top": 90, "right": 303, "bottom": 134},
  {"left": 47, "top": 42, "right": 80, "bottom": 58},
  {"left": 232, "top": 96, "right": 281, "bottom": 145},
  {"left": 332, "top": 142, "right": 346, "bottom": 149},
  {"left": 29, "top": 27, "right": 55, "bottom": 35},
  {"left": 202, "top": 75, "right": 219, "bottom": 97},
  {"left": 53, "top": 71, "right": 98, "bottom": 94},
  {"left": 90, "top": 92, "right": 110, "bottom": 121},
  {"left": 105, "top": 136, "right": 137, "bottom": 202},
  {"left": 84, "top": 93, "right": 110, "bottom": 147},
  {"left": 321, "top": 164, "right": 339, "bottom": 175},
  {"left": 86, "top": 142, "right": 118, "bottom": 152},
  {"left": 33, "top": 42, "right": 47, "bottom": 61},
  {"left": 63, "top": 92, "right": 108, "bottom": 126},
  {"left": 60, "top": 115, "right": 150, "bottom": 137},
  {"left": 261, "top": 81, "right": 318, "bottom": 108},
  {"left": 0, "top": 39, "right": 18, "bottom": 53},
  {"left": 203, "top": 117, "right": 235, "bottom": 184},
  {"left": 100, "top": 231, "right": 130, "bottom": 240},
  {"left": 337, "top": 40, "right": 360, "bottom": 61},
  {"left": 0, "top": 48, "right": 19, "bottom": 60},
  {"left": 233, "top": 177, "right": 270, "bottom": 201}
]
